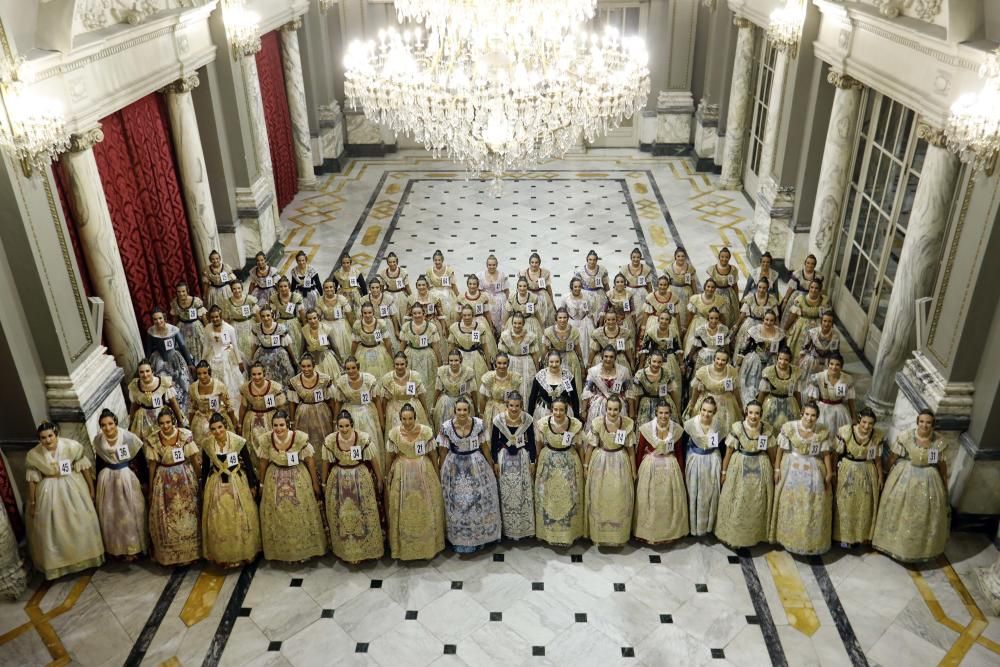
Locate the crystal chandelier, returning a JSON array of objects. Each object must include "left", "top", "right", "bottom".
[
  {"left": 344, "top": 1, "right": 649, "bottom": 193},
  {"left": 767, "top": 1, "right": 805, "bottom": 58},
  {"left": 945, "top": 47, "right": 1000, "bottom": 176},
  {"left": 223, "top": 4, "right": 262, "bottom": 58},
  {"left": 0, "top": 60, "right": 70, "bottom": 178},
  {"left": 393, "top": 0, "right": 598, "bottom": 41}
]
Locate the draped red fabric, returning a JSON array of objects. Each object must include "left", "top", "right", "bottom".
[
  {"left": 255, "top": 31, "right": 298, "bottom": 211},
  {"left": 0, "top": 455, "right": 23, "bottom": 541},
  {"left": 92, "top": 93, "right": 200, "bottom": 329},
  {"left": 52, "top": 162, "right": 95, "bottom": 298}
]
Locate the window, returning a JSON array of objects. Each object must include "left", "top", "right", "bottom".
[{"left": 743, "top": 29, "right": 778, "bottom": 193}]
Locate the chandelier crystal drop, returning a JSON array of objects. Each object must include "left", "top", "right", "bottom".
[
  {"left": 393, "top": 0, "right": 597, "bottom": 41},
  {"left": 767, "top": 1, "right": 805, "bottom": 57},
  {"left": 344, "top": 2, "right": 649, "bottom": 193},
  {"left": 0, "top": 61, "right": 70, "bottom": 178},
  {"left": 945, "top": 47, "right": 1000, "bottom": 175}
]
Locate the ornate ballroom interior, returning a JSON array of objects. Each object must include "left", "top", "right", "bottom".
[{"left": 0, "top": 1, "right": 1000, "bottom": 665}]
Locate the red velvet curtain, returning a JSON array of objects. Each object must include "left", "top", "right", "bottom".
[
  {"left": 256, "top": 31, "right": 298, "bottom": 211},
  {"left": 92, "top": 93, "right": 200, "bottom": 329}
]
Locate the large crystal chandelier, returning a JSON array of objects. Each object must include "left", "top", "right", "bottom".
[
  {"left": 344, "top": 0, "right": 650, "bottom": 193},
  {"left": 945, "top": 47, "right": 1000, "bottom": 176},
  {"left": 767, "top": 0, "right": 805, "bottom": 58},
  {"left": 0, "top": 60, "right": 70, "bottom": 178}
]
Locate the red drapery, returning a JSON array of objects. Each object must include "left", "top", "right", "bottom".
[
  {"left": 91, "top": 93, "right": 200, "bottom": 329},
  {"left": 256, "top": 31, "right": 298, "bottom": 211}
]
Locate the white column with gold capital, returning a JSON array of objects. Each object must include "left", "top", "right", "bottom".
[
  {"left": 280, "top": 17, "right": 318, "bottom": 191},
  {"left": 160, "top": 73, "right": 222, "bottom": 268},
  {"left": 718, "top": 17, "right": 755, "bottom": 190},
  {"left": 60, "top": 127, "right": 144, "bottom": 376},
  {"left": 237, "top": 39, "right": 279, "bottom": 252}
]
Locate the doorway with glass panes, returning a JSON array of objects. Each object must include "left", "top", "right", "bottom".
[
  {"left": 830, "top": 91, "right": 926, "bottom": 362},
  {"left": 742, "top": 28, "right": 778, "bottom": 196}
]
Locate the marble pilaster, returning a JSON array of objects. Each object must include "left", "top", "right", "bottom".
[
  {"left": 45, "top": 346, "right": 127, "bottom": 454},
  {"left": 60, "top": 127, "right": 144, "bottom": 377},
  {"left": 345, "top": 109, "right": 390, "bottom": 156},
  {"left": 718, "top": 17, "right": 755, "bottom": 190},
  {"left": 280, "top": 18, "right": 318, "bottom": 191},
  {"left": 237, "top": 44, "right": 281, "bottom": 248},
  {"left": 868, "top": 124, "right": 961, "bottom": 412},
  {"left": 235, "top": 175, "right": 279, "bottom": 258},
  {"left": 751, "top": 177, "right": 796, "bottom": 258},
  {"left": 809, "top": 72, "right": 864, "bottom": 276},
  {"left": 655, "top": 91, "right": 694, "bottom": 153},
  {"left": 160, "top": 73, "right": 222, "bottom": 268},
  {"left": 693, "top": 100, "right": 720, "bottom": 171},
  {"left": 318, "top": 101, "right": 346, "bottom": 172}
]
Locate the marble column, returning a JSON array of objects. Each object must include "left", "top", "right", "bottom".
[
  {"left": 237, "top": 43, "right": 279, "bottom": 251},
  {"left": 808, "top": 72, "right": 864, "bottom": 276},
  {"left": 867, "top": 123, "right": 961, "bottom": 413},
  {"left": 693, "top": 100, "right": 720, "bottom": 171},
  {"left": 160, "top": 73, "right": 222, "bottom": 268},
  {"left": 718, "top": 17, "right": 755, "bottom": 190},
  {"left": 280, "top": 17, "right": 318, "bottom": 191},
  {"left": 60, "top": 126, "right": 145, "bottom": 377}
]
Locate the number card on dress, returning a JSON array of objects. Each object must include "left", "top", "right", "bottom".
[
  {"left": 221, "top": 332, "right": 232, "bottom": 345},
  {"left": 683, "top": 273, "right": 692, "bottom": 285},
  {"left": 313, "top": 389, "right": 325, "bottom": 403},
  {"left": 714, "top": 333, "right": 725, "bottom": 347},
  {"left": 769, "top": 339, "right": 780, "bottom": 354},
  {"left": 561, "top": 378, "right": 574, "bottom": 392},
  {"left": 319, "top": 334, "right": 329, "bottom": 346},
  {"left": 623, "top": 301, "right": 632, "bottom": 313},
  {"left": 170, "top": 447, "right": 186, "bottom": 463},
  {"left": 374, "top": 330, "right": 384, "bottom": 343},
  {"left": 379, "top": 305, "right": 390, "bottom": 318},
  {"left": 665, "top": 438, "right": 675, "bottom": 454},
  {"left": 471, "top": 331, "right": 481, "bottom": 343},
  {"left": 270, "top": 335, "right": 282, "bottom": 347},
  {"left": 727, "top": 275, "right": 736, "bottom": 286},
  {"left": 350, "top": 445, "right": 363, "bottom": 461},
  {"left": 414, "top": 441, "right": 427, "bottom": 456},
  {"left": 831, "top": 338, "right": 840, "bottom": 350},
  {"left": 615, "top": 337, "right": 626, "bottom": 351},
  {"left": 303, "top": 277, "right": 312, "bottom": 288},
  {"left": 708, "top": 432, "right": 719, "bottom": 448},
  {"left": 520, "top": 343, "right": 529, "bottom": 355},
  {"left": 395, "top": 278, "right": 404, "bottom": 290},
  {"left": 151, "top": 394, "right": 164, "bottom": 409},
  {"left": 426, "top": 303, "right": 436, "bottom": 314},
  {"left": 264, "top": 276, "right": 274, "bottom": 288},
  {"left": 209, "top": 396, "right": 221, "bottom": 411},
  {"left": 187, "top": 308, "right": 198, "bottom": 320},
  {"left": 226, "top": 452, "right": 239, "bottom": 468},
  {"left": 612, "top": 381, "right": 623, "bottom": 394},
  {"left": 515, "top": 434, "right": 525, "bottom": 447},
  {"left": 285, "top": 303, "right": 296, "bottom": 315},
  {"left": 757, "top": 435, "right": 769, "bottom": 451},
  {"left": 264, "top": 394, "right": 277, "bottom": 409},
  {"left": 595, "top": 277, "right": 604, "bottom": 288},
  {"left": 115, "top": 444, "right": 131, "bottom": 461},
  {"left": 418, "top": 335, "right": 429, "bottom": 347},
  {"left": 349, "top": 276, "right": 359, "bottom": 287},
  {"left": 658, "top": 384, "right": 669, "bottom": 397},
  {"left": 835, "top": 382, "right": 847, "bottom": 397},
  {"left": 286, "top": 451, "right": 299, "bottom": 466},
  {"left": 867, "top": 446, "right": 878, "bottom": 460},
  {"left": 667, "top": 303, "right": 676, "bottom": 314},
  {"left": 406, "top": 381, "right": 417, "bottom": 396},
  {"left": 637, "top": 275, "right": 647, "bottom": 287},
  {"left": 723, "top": 378, "right": 734, "bottom": 392},
  {"left": 333, "top": 307, "right": 343, "bottom": 319},
  {"left": 58, "top": 459, "right": 72, "bottom": 476},
  {"left": 475, "top": 304, "right": 484, "bottom": 315},
  {"left": 537, "top": 277, "right": 546, "bottom": 289},
  {"left": 808, "top": 442, "right": 822, "bottom": 456},
  {"left": 614, "top": 429, "right": 627, "bottom": 446},
  {"left": 928, "top": 448, "right": 940, "bottom": 465},
  {"left": 360, "top": 391, "right": 371, "bottom": 405},
  {"left": 525, "top": 302, "right": 535, "bottom": 314},
  {"left": 459, "top": 382, "right": 468, "bottom": 395},
  {"left": 220, "top": 271, "right": 230, "bottom": 283},
  {"left": 562, "top": 432, "right": 573, "bottom": 447},
  {"left": 164, "top": 338, "right": 175, "bottom": 352},
  {"left": 241, "top": 305, "right": 252, "bottom": 318}
]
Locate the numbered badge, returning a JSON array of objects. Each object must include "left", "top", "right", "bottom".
[
  {"left": 623, "top": 301, "right": 631, "bottom": 313},
  {"left": 303, "top": 277, "right": 312, "bottom": 288},
  {"left": 714, "top": 333, "right": 725, "bottom": 347},
  {"left": 418, "top": 335, "right": 429, "bottom": 347},
  {"left": 928, "top": 448, "right": 940, "bottom": 465},
  {"left": 471, "top": 330, "right": 481, "bottom": 343},
  {"left": 333, "top": 307, "right": 343, "bottom": 320},
  {"left": 319, "top": 334, "right": 330, "bottom": 346},
  {"left": 171, "top": 447, "right": 186, "bottom": 463},
  {"left": 415, "top": 441, "right": 427, "bottom": 456},
  {"left": 219, "top": 271, "right": 230, "bottom": 283},
  {"left": 270, "top": 335, "right": 282, "bottom": 347},
  {"left": 441, "top": 276, "right": 451, "bottom": 287},
  {"left": 226, "top": 452, "right": 239, "bottom": 468},
  {"left": 241, "top": 304, "right": 252, "bottom": 318},
  {"left": 637, "top": 275, "right": 646, "bottom": 287},
  {"left": 459, "top": 382, "right": 468, "bottom": 395},
  {"left": 406, "top": 381, "right": 417, "bottom": 396},
  {"left": 115, "top": 444, "right": 131, "bottom": 461},
  {"left": 809, "top": 443, "right": 822, "bottom": 456},
  {"left": 867, "top": 446, "right": 878, "bottom": 460},
  {"left": 757, "top": 435, "right": 769, "bottom": 451},
  {"left": 187, "top": 308, "right": 198, "bottom": 321},
  {"left": 615, "top": 338, "right": 626, "bottom": 351},
  {"left": 770, "top": 339, "right": 780, "bottom": 354},
  {"left": 665, "top": 438, "right": 675, "bottom": 454},
  {"left": 595, "top": 277, "right": 603, "bottom": 288},
  {"left": 667, "top": 303, "right": 676, "bottom": 314},
  {"left": 562, "top": 432, "right": 573, "bottom": 447},
  {"left": 350, "top": 445, "right": 363, "bottom": 461},
  {"left": 708, "top": 432, "right": 719, "bottom": 448},
  {"left": 562, "top": 378, "right": 574, "bottom": 392},
  {"left": 313, "top": 389, "right": 325, "bottom": 403},
  {"left": 835, "top": 383, "right": 847, "bottom": 397},
  {"left": 831, "top": 338, "right": 840, "bottom": 350},
  {"left": 614, "top": 429, "right": 627, "bottom": 446},
  {"left": 349, "top": 276, "right": 359, "bottom": 287},
  {"left": 537, "top": 277, "right": 546, "bottom": 289},
  {"left": 612, "top": 381, "right": 623, "bottom": 394},
  {"left": 58, "top": 459, "right": 72, "bottom": 476},
  {"left": 426, "top": 303, "right": 436, "bottom": 315},
  {"left": 658, "top": 384, "right": 669, "bottom": 397},
  {"left": 208, "top": 396, "right": 221, "bottom": 411},
  {"left": 379, "top": 305, "right": 390, "bottom": 318},
  {"left": 221, "top": 332, "right": 232, "bottom": 345},
  {"left": 164, "top": 338, "right": 175, "bottom": 352},
  {"left": 525, "top": 303, "right": 535, "bottom": 315},
  {"left": 151, "top": 395, "right": 164, "bottom": 409},
  {"left": 683, "top": 273, "right": 692, "bottom": 285},
  {"left": 520, "top": 343, "right": 529, "bottom": 355},
  {"left": 395, "top": 278, "right": 404, "bottom": 290},
  {"left": 723, "top": 378, "right": 734, "bottom": 392},
  {"left": 475, "top": 304, "right": 484, "bottom": 315},
  {"left": 285, "top": 303, "right": 296, "bottom": 315},
  {"left": 360, "top": 391, "right": 371, "bottom": 405},
  {"left": 264, "top": 394, "right": 277, "bottom": 409},
  {"left": 374, "top": 330, "right": 384, "bottom": 343},
  {"left": 727, "top": 274, "right": 736, "bottom": 286},
  {"left": 286, "top": 451, "right": 299, "bottom": 466}
]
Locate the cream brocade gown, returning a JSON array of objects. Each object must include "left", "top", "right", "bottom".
[
  {"left": 189, "top": 378, "right": 235, "bottom": 444},
  {"left": 478, "top": 370, "right": 522, "bottom": 432},
  {"left": 287, "top": 373, "right": 336, "bottom": 451},
  {"left": 714, "top": 421, "right": 775, "bottom": 549},
  {"left": 385, "top": 425, "right": 446, "bottom": 561},
  {"left": 684, "top": 365, "right": 742, "bottom": 439},
  {"left": 400, "top": 321, "right": 441, "bottom": 395},
  {"left": 322, "top": 432, "right": 384, "bottom": 563},
  {"left": 633, "top": 421, "right": 689, "bottom": 544},
  {"left": 585, "top": 417, "right": 636, "bottom": 547},
  {"left": 256, "top": 431, "right": 326, "bottom": 562},
  {"left": 833, "top": 425, "right": 884, "bottom": 545},
  {"left": 316, "top": 295, "right": 354, "bottom": 361},
  {"left": 128, "top": 375, "right": 178, "bottom": 443},
  {"left": 379, "top": 371, "right": 432, "bottom": 436},
  {"left": 25, "top": 439, "right": 105, "bottom": 580},
  {"left": 759, "top": 365, "right": 801, "bottom": 433},
  {"left": 534, "top": 417, "right": 586, "bottom": 546},
  {"left": 92, "top": 429, "right": 147, "bottom": 557},
  {"left": 201, "top": 433, "right": 261, "bottom": 566},
  {"left": 769, "top": 422, "right": 833, "bottom": 556},
  {"left": 872, "top": 431, "right": 950, "bottom": 563},
  {"left": 683, "top": 417, "right": 722, "bottom": 536},
  {"left": 433, "top": 365, "right": 478, "bottom": 433},
  {"left": 239, "top": 381, "right": 287, "bottom": 466},
  {"left": 145, "top": 429, "right": 202, "bottom": 566},
  {"left": 353, "top": 319, "right": 394, "bottom": 380},
  {"left": 334, "top": 373, "right": 385, "bottom": 470},
  {"left": 221, "top": 295, "right": 259, "bottom": 364}
]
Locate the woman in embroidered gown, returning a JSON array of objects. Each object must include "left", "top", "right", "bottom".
[
  {"left": 363, "top": 278, "right": 401, "bottom": 350},
  {"left": 685, "top": 349, "right": 742, "bottom": 438},
  {"left": 872, "top": 410, "right": 950, "bottom": 562},
  {"left": 438, "top": 398, "right": 501, "bottom": 553},
  {"left": 202, "top": 306, "right": 245, "bottom": 407},
  {"left": 249, "top": 251, "right": 280, "bottom": 304},
  {"left": 456, "top": 274, "right": 495, "bottom": 339},
  {"left": 239, "top": 362, "right": 287, "bottom": 465},
  {"left": 582, "top": 346, "right": 632, "bottom": 429},
  {"left": 146, "top": 308, "right": 195, "bottom": 413},
  {"left": 833, "top": 407, "right": 884, "bottom": 547},
  {"left": 620, "top": 248, "right": 654, "bottom": 308},
  {"left": 806, "top": 353, "right": 857, "bottom": 435},
  {"left": 26, "top": 422, "right": 104, "bottom": 579},
  {"left": 707, "top": 247, "right": 740, "bottom": 325},
  {"left": 534, "top": 397, "right": 586, "bottom": 546},
  {"left": 736, "top": 309, "right": 785, "bottom": 408},
  {"left": 426, "top": 250, "right": 460, "bottom": 323},
  {"left": 684, "top": 279, "right": 728, "bottom": 356},
  {"left": 92, "top": 410, "right": 147, "bottom": 559},
  {"left": 528, "top": 351, "right": 581, "bottom": 429},
  {"left": 688, "top": 307, "right": 731, "bottom": 374},
  {"left": 770, "top": 402, "right": 833, "bottom": 556},
  {"left": 221, "top": 280, "right": 259, "bottom": 364},
  {"left": 128, "top": 360, "right": 184, "bottom": 442},
  {"left": 408, "top": 275, "right": 450, "bottom": 363},
  {"left": 434, "top": 350, "right": 478, "bottom": 432},
  {"left": 732, "top": 278, "right": 780, "bottom": 353},
  {"left": 714, "top": 402, "right": 775, "bottom": 549},
  {"left": 385, "top": 403, "right": 446, "bottom": 560},
  {"left": 743, "top": 251, "right": 780, "bottom": 300},
  {"left": 449, "top": 304, "right": 496, "bottom": 380},
  {"left": 352, "top": 303, "right": 394, "bottom": 380},
  {"left": 250, "top": 305, "right": 296, "bottom": 386},
  {"left": 521, "top": 253, "right": 556, "bottom": 329},
  {"left": 317, "top": 279, "right": 355, "bottom": 361},
  {"left": 640, "top": 311, "right": 684, "bottom": 388},
  {"left": 668, "top": 247, "right": 699, "bottom": 336},
  {"left": 479, "top": 354, "right": 521, "bottom": 429},
  {"left": 779, "top": 254, "right": 824, "bottom": 329},
  {"left": 590, "top": 309, "right": 634, "bottom": 371},
  {"left": 605, "top": 273, "right": 638, "bottom": 335},
  {"left": 201, "top": 413, "right": 260, "bottom": 568},
  {"left": 145, "top": 410, "right": 201, "bottom": 566},
  {"left": 561, "top": 277, "right": 597, "bottom": 359},
  {"left": 322, "top": 411, "right": 384, "bottom": 563},
  {"left": 256, "top": 411, "right": 326, "bottom": 562},
  {"left": 301, "top": 309, "right": 343, "bottom": 379},
  {"left": 289, "top": 250, "right": 322, "bottom": 311},
  {"left": 629, "top": 351, "right": 680, "bottom": 424},
  {"left": 490, "top": 392, "right": 536, "bottom": 540},
  {"left": 797, "top": 313, "right": 842, "bottom": 389},
  {"left": 757, "top": 348, "right": 802, "bottom": 432},
  {"left": 503, "top": 277, "right": 542, "bottom": 340},
  {"left": 400, "top": 303, "right": 442, "bottom": 395},
  {"left": 634, "top": 402, "right": 688, "bottom": 544},
  {"left": 784, "top": 279, "right": 831, "bottom": 357},
  {"left": 379, "top": 252, "right": 411, "bottom": 300},
  {"left": 171, "top": 282, "right": 207, "bottom": 365},
  {"left": 379, "top": 352, "right": 432, "bottom": 434},
  {"left": 575, "top": 250, "right": 610, "bottom": 314},
  {"left": 335, "top": 358, "right": 384, "bottom": 467},
  {"left": 477, "top": 254, "right": 509, "bottom": 332},
  {"left": 642, "top": 275, "right": 681, "bottom": 337},
  {"left": 499, "top": 313, "right": 539, "bottom": 401},
  {"left": 684, "top": 397, "right": 722, "bottom": 536},
  {"left": 333, "top": 253, "right": 367, "bottom": 311},
  {"left": 287, "top": 353, "right": 337, "bottom": 449},
  {"left": 543, "top": 308, "right": 585, "bottom": 393},
  {"left": 271, "top": 278, "right": 306, "bottom": 360},
  {"left": 201, "top": 250, "right": 236, "bottom": 309},
  {"left": 188, "top": 362, "right": 238, "bottom": 444},
  {"left": 584, "top": 396, "right": 636, "bottom": 547}
]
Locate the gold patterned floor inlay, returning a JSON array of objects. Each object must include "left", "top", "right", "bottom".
[
  {"left": 765, "top": 551, "right": 821, "bottom": 637},
  {"left": 0, "top": 572, "right": 92, "bottom": 666},
  {"left": 179, "top": 566, "right": 227, "bottom": 628}
]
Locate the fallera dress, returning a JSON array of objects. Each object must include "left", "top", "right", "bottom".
[
  {"left": 684, "top": 365, "right": 742, "bottom": 438},
  {"left": 146, "top": 325, "right": 194, "bottom": 413},
  {"left": 683, "top": 417, "right": 722, "bottom": 536},
  {"left": 385, "top": 424, "right": 446, "bottom": 560},
  {"left": 544, "top": 325, "right": 584, "bottom": 393},
  {"left": 189, "top": 378, "right": 235, "bottom": 444},
  {"left": 582, "top": 364, "right": 632, "bottom": 429},
  {"left": 316, "top": 294, "right": 355, "bottom": 361},
  {"left": 689, "top": 323, "right": 731, "bottom": 374},
  {"left": 239, "top": 380, "right": 287, "bottom": 466},
  {"left": 714, "top": 421, "right": 775, "bottom": 549},
  {"left": 433, "top": 365, "right": 477, "bottom": 433},
  {"left": 449, "top": 321, "right": 496, "bottom": 381},
  {"left": 290, "top": 265, "right": 322, "bottom": 311},
  {"left": 128, "top": 375, "right": 178, "bottom": 443},
  {"left": 26, "top": 439, "right": 105, "bottom": 579},
  {"left": 628, "top": 367, "right": 679, "bottom": 425},
  {"left": 498, "top": 329, "right": 539, "bottom": 401},
  {"left": 734, "top": 292, "right": 780, "bottom": 352},
  {"left": 633, "top": 420, "right": 689, "bottom": 544},
  {"left": 590, "top": 325, "right": 634, "bottom": 373},
  {"left": 574, "top": 264, "right": 610, "bottom": 314},
  {"left": 379, "top": 371, "right": 432, "bottom": 435},
  {"left": 527, "top": 369, "right": 581, "bottom": 433},
  {"left": 201, "top": 322, "right": 244, "bottom": 408},
  {"left": 171, "top": 297, "right": 207, "bottom": 365},
  {"left": 379, "top": 267, "right": 410, "bottom": 299},
  {"left": 145, "top": 428, "right": 201, "bottom": 566},
  {"left": 438, "top": 418, "right": 501, "bottom": 552},
  {"left": 220, "top": 294, "right": 259, "bottom": 364},
  {"left": 478, "top": 370, "right": 522, "bottom": 432},
  {"left": 769, "top": 421, "right": 833, "bottom": 556},
  {"left": 202, "top": 263, "right": 236, "bottom": 309},
  {"left": 426, "top": 266, "right": 459, "bottom": 323},
  {"left": 271, "top": 291, "right": 306, "bottom": 351},
  {"left": 807, "top": 370, "right": 855, "bottom": 436},
  {"left": 322, "top": 431, "right": 384, "bottom": 563},
  {"left": 201, "top": 432, "right": 260, "bottom": 567},
  {"left": 779, "top": 268, "right": 824, "bottom": 330},
  {"left": 737, "top": 325, "right": 785, "bottom": 407},
  {"left": 502, "top": 292, "right": 543, "bottom": 339},
  {"left": 491, "top": 413, "right": 537, "bottom": 540},
  {"left": 559, "top": 294, "right": 597, "bottom": 362},
  {"left": 334, "top": 373, "right": 384, "bottom": 469},
  {"left": 833, "top": 424, "right": 884, "bottom": 545},
  {"left": 521, "top": 268, "right": 556, "bottom": 329},
  {"left": 683, "top": 293, "right": 729, "bottom": 355},
  {"left": 251, "top": 322, "right": 295, "bottom": 386},
  {"left": 256, "top": 430, "right": 326, "bottom": 562},
  {"left": 400, "top": 320, "right": 441, "bottom": 393},
  {"left": 667, "top": 262, "right": 699, "bottom": 323},
  {"left": 287, "top": 372, "right": 336, "bottom": 452},
  {"left": 797, "top": 326, "right": 842, "bottom": 391},
  {"left": 585, "top": 416, "right": 636, "bottom": 547},
  {"left": 534, "top": 416, "right": 586, "bottom": 546},
  {"left": 250, "top": 266, "right": 281, "bottom": 304},
  {"left": 786, "top": 294, "right": 832, "bottom": 357},
  {"left": 477, "top": 268, "right": 509, "bottom": 331},
  {"left": 620, "top": 263, "right": 654, "bottom": 309},
  {"left": 92, "top": 429, "right": 147, "bottom": 558},
  {"left": 301, "top": 323, "right": 343, "bottom": 379},
  {"left": 333, "top": 266, "right": 367, "bottom": 311},
  {"left": 759, "top": 365, "right": 801, "bottom": 432},
  {"left": 707, "top": 264, "right": 741, "bottom": 325},
  {"left": 353, "top": 319, "right": 394, "bottom": 379}
]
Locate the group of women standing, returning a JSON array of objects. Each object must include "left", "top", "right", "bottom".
[{"left": 7, "top": 246, "right": 951, "bottom": 590}]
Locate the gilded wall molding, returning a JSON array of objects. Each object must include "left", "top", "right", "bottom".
[
  {"left": 916, "top": 121, "right": 948, "bottom": 149},
  {"left": 68, "top": 126, "right": 105, "bottom": 153},
  {"left": 827, "top": 71, "right": 862, "bottom": 90},
  {"left": 282, "top": 17, "right": 304, "bottom": 32},
  {"left": 159, "top": 73, "right": 200, "bottom": 95}
]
